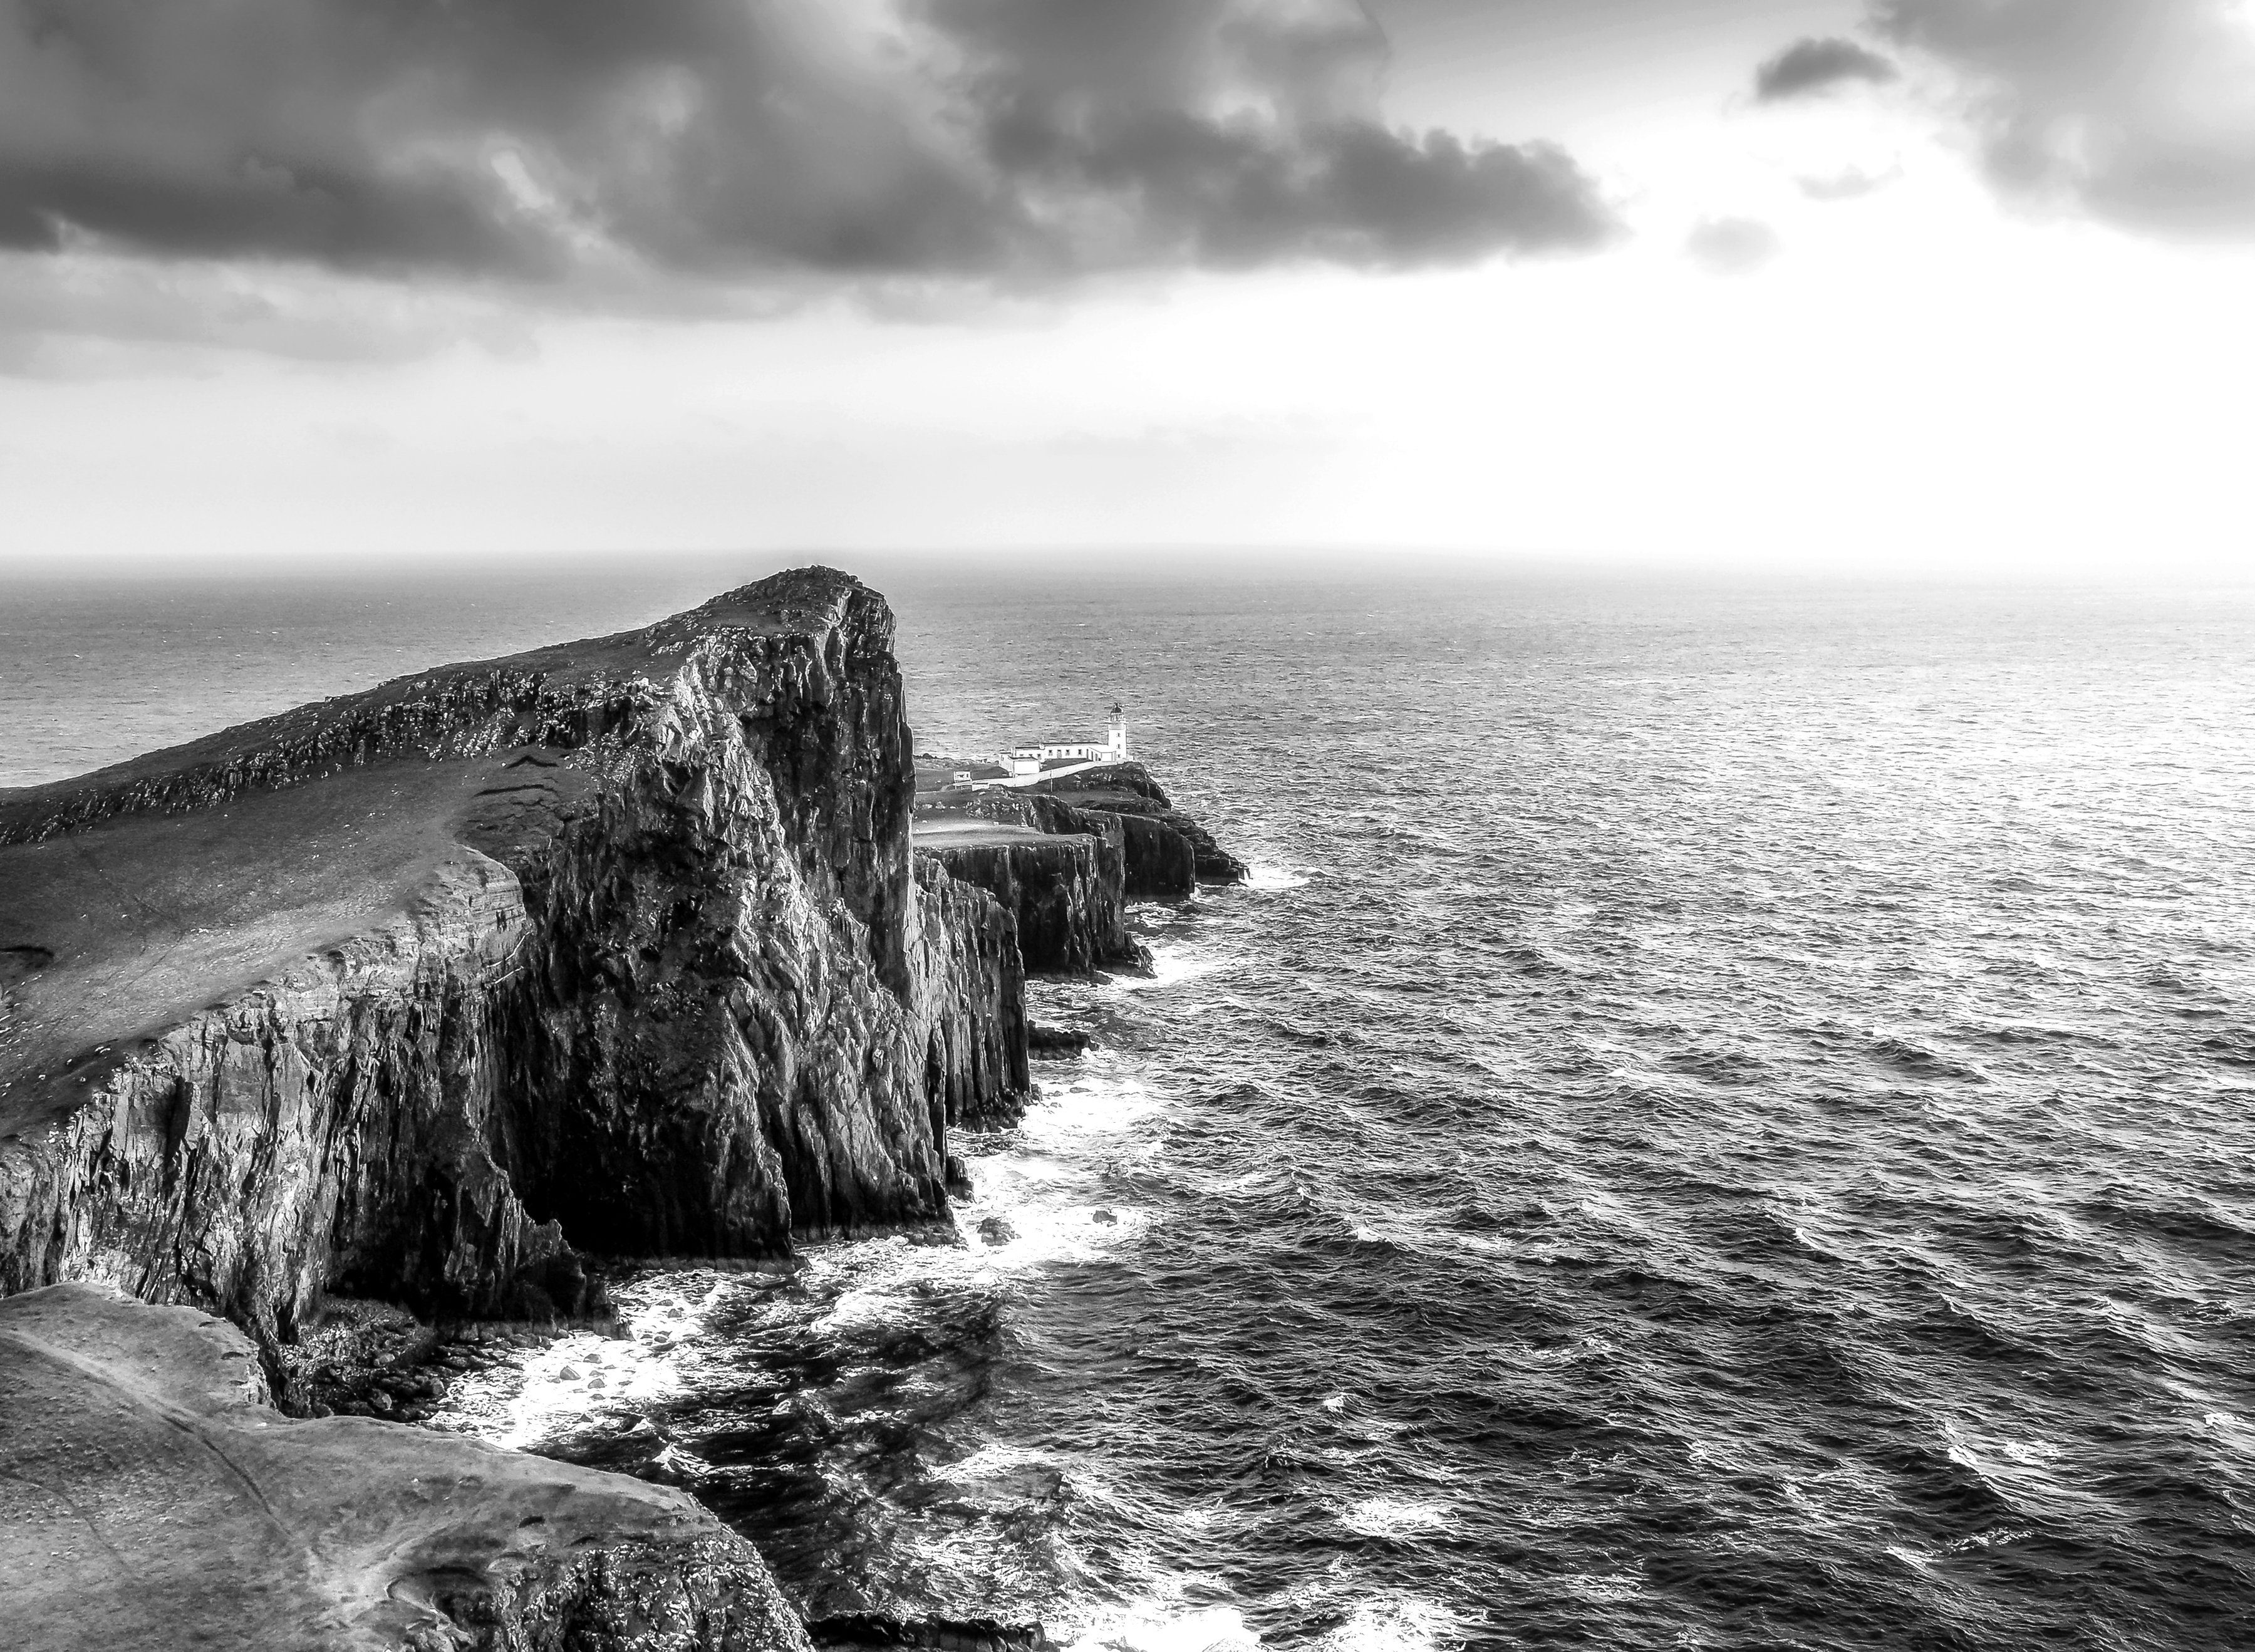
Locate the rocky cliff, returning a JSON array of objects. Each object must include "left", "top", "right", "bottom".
[
  {"left": 908, "top": 857, "right": 1030, "bottom": 1129},
  {"left": 1023, "top": 764, "right": 1250, "bottom": 888},
  {"left": 906, "top": 762, "right": 1243, "bottom": 975},
  {"left": 913, "top": 823, "right": 1145, "bottom": 977},
  {"left": 0, "top": 569, "right": 1028, "bottom": 1356},
  {"left": 1, "top": 1282, "right": 809, "bottom": 1652},
  {"left": 916, "top": 786, "right": 1195, "bottom": 900}
]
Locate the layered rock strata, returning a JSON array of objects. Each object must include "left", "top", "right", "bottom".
[
  {"left": 908, "top": 857, "right": 1030, "bottom": 1127},
  {"left": 1023, "top": 764, "right": 1250, "bottom": 888},
  {"left": 912, "top": 821, "right": 1145, "bottom": 977},
  {"left": 0, "top": 1282, "right": 809, "bottom": 1652},
  {"left": 907, "top": 762, "right": 1242, "bottom": 975},
  {"left": 0, "top": 568, "right": 1027, "bottom": 1354},
  {"left": 915, "top": 786, "right": 1195, "bottom": 900}
]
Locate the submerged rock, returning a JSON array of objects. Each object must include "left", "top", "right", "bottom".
[
  {"left": 1025, "top": 1024, "right": 1092, "bottom": 1056},
  {"left": 0, "top": 1282, "right": 809, "bottom": 1652}
]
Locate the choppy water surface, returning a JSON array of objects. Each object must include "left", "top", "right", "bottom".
[{"left": 11, "top": 565, "right": 2255, "bottom": 1649}]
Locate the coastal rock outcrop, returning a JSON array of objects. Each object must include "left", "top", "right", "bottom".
[
  {"left": 1024, "top": 764, "right": 1250, "bottom": 887},
  {"left": 0, "top": 571, "right": 1249, "bottom": 1650},
  {"left": 914, "top": 787, "right": 1195, "bottom": 900},
  {"left": 912, "top": 823, "right": 1146, "bottom": 976},
  {"left": 0, "top": 1282, "right": 809, "bottom": 1652},
  {"left": 906, "top": 755, "right": 1250, "bottom": 974},
  {"left": 0, "top": 569, "right": 1028, "bottom": 1355},
  {"left": 909, "top": 857, "right": 1030, "bottom": 1128}
]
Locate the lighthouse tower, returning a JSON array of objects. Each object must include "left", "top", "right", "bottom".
[{"left": 1106, "top": 702, "right": 1129, "bottom": 762}]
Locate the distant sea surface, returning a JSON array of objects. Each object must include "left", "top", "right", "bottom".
[{"left": 7, "top": 561, "right": 2255, "bottom": 1651}]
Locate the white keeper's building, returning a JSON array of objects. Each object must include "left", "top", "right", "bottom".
[{"left": 1005, "top": 707, "right": 1129, "bottom": 777}]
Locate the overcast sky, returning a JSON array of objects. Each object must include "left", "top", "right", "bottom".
[{"left": 2, "top": 0, "right": 2251, "bottom": 576}]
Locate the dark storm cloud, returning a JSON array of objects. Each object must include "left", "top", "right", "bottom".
[
  {"left": 0, "top": 0, "right": 1617, "bottom": 288},
  {"left": 1753, "top": 37, "right": 1899, "bottom": 101},
  {"left": 1872, "top": 0, "right": 2255, "bottom": 237}
]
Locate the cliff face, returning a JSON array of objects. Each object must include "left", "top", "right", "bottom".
[
  {"left": 913, "top": 825, "right": 1144, "bottom": 977},
  {"left": 1024, "top": 764, "right": 1250, "bottom": 887},
  {"left": 0, "top": 569, "right": 1027, "bottom": 1352},
  {"left": 1, "top": 1282, "right": 808, "bottom": 1652},
  {"left": 910, "top": 858, "right": 1032, "bottom": 1130},
  {"left": 903, "top": 762, "right": 1243, "bottom": 974},
  {"left": 920, "top": 787, "right": 1196, "bottom": 900}
]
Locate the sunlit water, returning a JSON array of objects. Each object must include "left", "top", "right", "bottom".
[{"left": 8, "top": 564, "right": 2255, "bottom": 1650}]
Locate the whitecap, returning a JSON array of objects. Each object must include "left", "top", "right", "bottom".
[
  {"left": 1064, "top": 1603, "right": 1262, "bottom": 1652},
  {"left": 1942, "top": 1527, "right": 2032, "bottom": 1553},
  {"left": 1323, "top": 1594, "right": 1464, "bottom": 1652},
  {"left": 1245, "top": 863, "right": 1313, "bottom": 891},
  {"left": 1022, "top": 1073, "right": 1169, "bottom": 1140},
  {"left": 1120, "top": 945, "right": 1237, "bottom": 991},
  {"left": 1339, "top": 1495, "right": 1454, "bottom": 1539}
]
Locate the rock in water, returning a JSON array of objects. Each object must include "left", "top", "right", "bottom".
[
  {"left": 0, "top": 1282, "right": 809, "bottom": 1652},
  {"left": 0, "top": 568, "right": 1029, "bottom": 1352},
  {"left": 1025, "top": 1024, "right": 1093, "bottom": 1056}
]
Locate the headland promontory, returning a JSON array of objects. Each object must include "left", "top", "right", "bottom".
[{"left": 0, "top": 568, "right": 1238, "bottom": 1651}]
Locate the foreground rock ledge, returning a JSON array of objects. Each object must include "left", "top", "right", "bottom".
[{"left": 0, "top": 1283, "right": 810, "bottom": 1652}]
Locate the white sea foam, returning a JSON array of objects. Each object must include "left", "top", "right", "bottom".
[
  {"left": 1322, "top": 1593, "right": 1464, "bottom": 1652},
  {"left": 1339, "top": 1495, "right": 1454, "bottom": 1539},
  {"left": 429, "top": 1275, "right": 730, "bottom": 1447},
  {"left": 931, "top": 1442, "right": 1071, "bottom": 1496},
  {"left": 1121, "top": 944, "right": 1236, "bottom": 991},
  {"left": 1942, "top": 1527, "right": 2033, "bottom": 1554},
  {"left": 1064, "top": 1604, "right": 1262, "bottom": 1652},
  {"left": 1024, "top": 1072, "right": 1169, "bottom": 1140},
  {"left": 1245, "top": 862, "right": 1313, "bottom": 891}
]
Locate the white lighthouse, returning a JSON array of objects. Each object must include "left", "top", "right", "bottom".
[{"left": 1106, "top": 702, "right": 1128, "bottom": 762}]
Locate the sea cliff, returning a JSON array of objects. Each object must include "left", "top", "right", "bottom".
[
  {"left": 910, "top": 762, "right": 1246, "bottom": 974},
  {"left": 0, "top": 569, "right": 1021, "bottom": 1354},
  {"left": 0, "top": 567, "right": 1238, "bottom": 1649}
]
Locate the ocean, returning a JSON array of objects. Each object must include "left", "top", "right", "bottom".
[{"left": 6, "top": 561, "right": 2255, "bottom": 1651}]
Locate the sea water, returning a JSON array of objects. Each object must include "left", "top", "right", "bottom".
[{"left": 6, "top": 562, "right": 2254, "bottom": 1650}]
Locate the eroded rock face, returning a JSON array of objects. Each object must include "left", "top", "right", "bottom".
[
  {"left": 910, "top": 859, "right": 1031, "bottom": 1130},
  {"left": 912, "top": 828, "right": 1144, "bottom": 977},
  {"left": 0, "top": 1282, "right": 810, "bottom": 1652},
  {"left": 916, "top": 786, "right": 1196, "bottom": 900},
  {"left": 1024, "top": 764, "right": 1250, "bottom": 887},
  {"left": 0, "top": 569, "right": 1027, "bottom": 1353}
]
